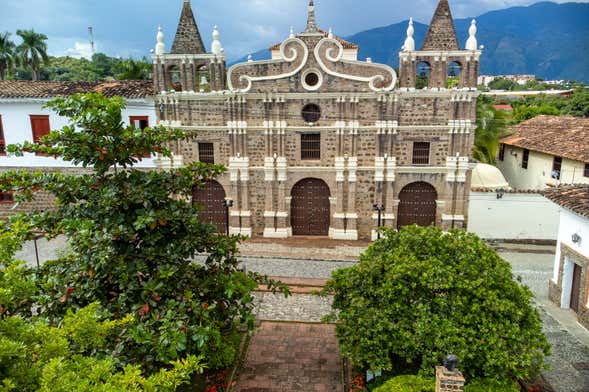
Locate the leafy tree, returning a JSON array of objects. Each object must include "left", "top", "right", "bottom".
[
  {"left": 0, "top": 222, "right": 204, "bottom": 391},
  {"left": 16, "top": 29, "right": 49, "bottom": 81},
  {"left": 114, "top": 58, "right": 152, "bottom": 80},
  {"left": 325, "top": 226, "right": 550, "bottom": 381},
  {"left": 488, "top": 78, "right": 518, "bottom": 91},
  {"left": 512, "top": 103, "right": 560, "bottom": 123},
  {"left": 0, "top": 32, "right": 16, "bottom": 80},
  {"left": 0, "top": 93, "right": 287, "bottom": 373},
  {"left": 474, "top": 95, "right": 511, "bottom": 164}
]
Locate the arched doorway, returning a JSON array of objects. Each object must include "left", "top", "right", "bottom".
[
  {"left": 397, "top": 182, "right": 437, "bottom": 228},
  {"left": 192, "top": 180, "right": 227, "bottom": 233},
  {"left": 291, "top": 178, "right": 331, "bottom": 236}
]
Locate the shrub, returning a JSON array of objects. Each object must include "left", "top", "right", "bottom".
[
  {"left": 372, "top": 375, "right": 435, "bottom": 392},
  {"left": 326, "top": 226, "right": 550, "bottom": 381},
  {"left": 464, "top": 379, "right": 519, "bottom": 392}
]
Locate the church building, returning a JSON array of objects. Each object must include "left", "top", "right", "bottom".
[{"left": 152, "top": 0, "right": 482, "bottom": 240}]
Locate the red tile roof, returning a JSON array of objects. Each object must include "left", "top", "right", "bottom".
[
  {"left": 493, "top": 104, "right": 513, "bottom": 111},
  {"left": 0, "top": 80, "right": 154, "bottom": 99},
  {"left": 501, "top": 115, "right": 589, "bottom": 163},
  {"left": 544, "top": 185, "right": 589, "bottom": 219},
  {"left": 269, "top": 29, "right": 358, "bottom": 50}
]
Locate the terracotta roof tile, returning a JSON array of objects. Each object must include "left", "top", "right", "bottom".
[
  {"left": 269, "top": 29, "right": 358, "bottom": 50},
  {"left": 544, "top": 185, "right": 589, "bottom": 219},
  {"left": 501, "top": 116, "right": 589, "bottom": 163},
  {"left": 0, "top": 80, "right": 154, "bottom": 99}
]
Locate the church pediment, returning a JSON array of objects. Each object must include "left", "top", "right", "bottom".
[{"left": 227, "top": 35, "right": 397, "bottom": 93}]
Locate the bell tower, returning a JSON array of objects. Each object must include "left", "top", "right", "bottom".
[
  {"left": 398, "top": 0, "right": 481, "bottom": 90},
  {"left": 151, "top": 0, "right": 226, "bottom": 94}
]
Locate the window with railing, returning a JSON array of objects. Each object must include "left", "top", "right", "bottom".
[
  {"left": 198, "top": 142, "right": 215, "bottom": 164},
  {"left": 301, "top": 133, "right": 321, "bottom": 160},
  {"left": 412, "top": 142, "right": 430, "bottom": 165}
]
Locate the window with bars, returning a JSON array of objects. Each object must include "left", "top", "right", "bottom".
[
  {"left": 0, "top": 115, "right": 5, "bottom": 155},
  {"left": 0, "top": 191, "right": 14, "bottom": 204},
  {"left": 301, "top": 133, "right": 321, "bottom": 160},
  {"left": 498, "top": 144, "right": 506, "bottom": 161},
  {"left": 198, "top": 142, "right": 215, "bottom": 164},
  {"left": 552, "top": 156, "right": 562, "bottom": 180},
  {"left": 412, "top": 142, "right": 430, "bottom": 165},
  {"left": 584, "top": 163, "right": 589, "bottom": 178},
  {"left": 522, "top": 149, "right": 530, "bottom": 169}
]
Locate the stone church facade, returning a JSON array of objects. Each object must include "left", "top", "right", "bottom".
[{"left": 152, "top": 0, "right": 481, "bottom": 240}]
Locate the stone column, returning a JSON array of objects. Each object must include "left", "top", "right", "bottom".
[{"left": 435, "top": 366, "right": 465, "bottom": 392}]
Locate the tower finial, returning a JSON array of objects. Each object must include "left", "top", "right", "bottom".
[
  {"left": 465, "top": 19, "right": 478, "bottom": 50},
  {"left": 211, "top": 25, "right": 223, "bottom": 55},
  {"left": 305, "top": 0, "right": 318, "bottom": 32},
  {"left": 155, "top": 25, "right": 166, "bottom": 55},
  {"left": 403, "top": 17, "right": 415, "bottom": 51}
]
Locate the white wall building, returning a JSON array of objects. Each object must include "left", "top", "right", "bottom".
[
  {"left": 497, "top": 115, "right": 589, "bottom": 190},
  {"left": 0, "top": 80, "right": 157, "bottom": 169},
  {"left": 546, "top": 185, "right": 589, "bottom": 330}
]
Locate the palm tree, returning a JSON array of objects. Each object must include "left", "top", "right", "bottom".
[
  {"left": 16, "top": 29, "right": 49, "bottom": 81},
  {"left": 473, "top": 96, "right": 511, "bottom": 164},
  {"left": 0, "top": 32, "right": 16, "bottom": 80},
  {"left": 114, "top": 58, "right": 151, "bottom": 80}
]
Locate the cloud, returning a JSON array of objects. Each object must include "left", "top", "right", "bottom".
[{"left": 63, "top": 42, "right": 95, "bottom": 59}]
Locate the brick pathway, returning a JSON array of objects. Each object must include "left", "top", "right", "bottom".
[{"left": 235, "top": 322, "right": 343, "bottom": 392}]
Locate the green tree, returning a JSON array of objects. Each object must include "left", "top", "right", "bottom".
[
  {"left": 488, "top": 78, "right": 518, "bottom": 91},
  {"left": 16, "top": 29, "right": 49, "bottom": 81},
  {"left": 114, "top": 58, "right": 151, "bottom": 80},
  {"left": 474, "top": 95, "right": 511, "bottom": 164},
  {"left": 325, "top": 226, "right": 550, "bottom": 382},
  {"left": 1, "top": 93, "right": 286, "bottom": 373},
  {"left": 0, "top": 32, "right": 16, "bottom": 80}
]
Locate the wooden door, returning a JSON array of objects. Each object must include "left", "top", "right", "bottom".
[
  {"left": 397, "top": 182, "right": 437, "bottom": 229},
  {"left": 570, "top": 263, "right": 582, "bottom": 314},
  {"left": 291, "top": 178, "right": 330, "bottom": 236},
  {"left": 192, "top": 180, "right": 227, "bottom": 233}
]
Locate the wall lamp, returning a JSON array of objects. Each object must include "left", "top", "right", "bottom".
[{"left": 572, "top": 233, "right": 582, "bottom": 245}]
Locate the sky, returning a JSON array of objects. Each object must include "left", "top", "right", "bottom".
[{"left": 0, "top": 0, "right": 587, "bottom": 61}]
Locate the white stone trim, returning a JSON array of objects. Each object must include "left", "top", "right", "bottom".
[
  {"left": 372, "top": 213, "right": 395, "bottom": 220},
  {"left": 333, "top": 212, "right": 358, "bottom": 219},
  {"left": 227, "top": 37, "right": 309, "bottom": 92},
  {"left": 276, "top": 157, "right": 288, "bottom": 182},
  {"left": 442, "top": 214, "right": 465, "bottom": 221},
  {"left": 329, "top": 228, "right": 359, "bottom": 240},
  {"left": 263, "top": 227, "right": 291, "bottom": 238},
  {"left": 229, "top": 227, "right": 252, "bottom": 237},
  {"left": 264, "top": 211, "right": 288, "bottom": 218},
  {"left": 301, "top": 68, "right": 323, "bottom": 91},
  {"left": 314, "top": 37, "right": 397, "bottom": 92},
  {"left": 230, "top": 210, "right": 252, "bottom": 217}
]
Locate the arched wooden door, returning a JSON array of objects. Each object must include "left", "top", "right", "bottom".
[
  {"left": 192, "top": 180, "right": 227, "bottom": 233},
  {"left": 291, "top": 178, "right": 331, "bottom": 236},
  {"left": 397, "top": 182, "right": 437, "bottom": 229}
]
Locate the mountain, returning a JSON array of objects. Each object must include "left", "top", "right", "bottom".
[{"left": 233, "top": 2, "right": 589, "bottom": 83}]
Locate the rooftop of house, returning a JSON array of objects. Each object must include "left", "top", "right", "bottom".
[
  {"left": 544, "top": 184, "right": 589, "bottom": 220},
  {"left": 269, "top": 28, "right": 358, "bottom": 51},
  {"left": 0, "top": 80, "right": 154, "bottom": 100},
  {"left": 501, "top": 115, "right": 589, "bottom": 163}
]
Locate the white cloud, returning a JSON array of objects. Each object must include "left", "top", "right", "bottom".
[{"left": 64, "top": 42, "right": 95, "bottom": 59}]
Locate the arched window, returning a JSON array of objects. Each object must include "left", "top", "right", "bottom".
[
  {"left": 168, "top": 65, "right": 182, "bottom": 92},
  {"left": 416, "top": 62, "right": 431, "bottom": 90},
  {"left": 447, "top": 61, "right": 462, "bottom": 88}
]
